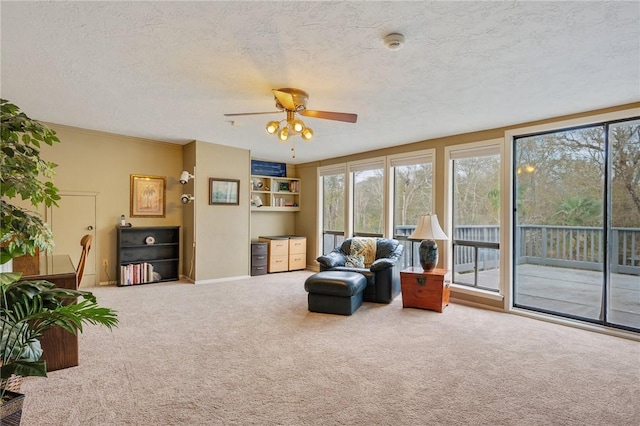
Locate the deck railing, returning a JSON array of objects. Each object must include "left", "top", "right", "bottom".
[
  {"left": 518, "top": 225, "right": 640, "bottom": 274},
  {"left": 323, "top": 225, "right": 640, "bottom": 274}
]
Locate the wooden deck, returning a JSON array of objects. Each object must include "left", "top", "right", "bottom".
[{"left": 454, "top": 264, "right": 640, "bottom": 330}]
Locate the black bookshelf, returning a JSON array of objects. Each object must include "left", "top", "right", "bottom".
[{"left": 116, "top": 226, "right": 180, "bottom": 286}]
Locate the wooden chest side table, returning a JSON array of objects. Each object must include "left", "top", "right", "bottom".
[{"left": 400, "top": 267, "right": 450, "bottom": 312}]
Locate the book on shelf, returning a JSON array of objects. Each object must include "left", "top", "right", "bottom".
[{"left": 120, "top": 262, "right": 154, "bottom": 286}]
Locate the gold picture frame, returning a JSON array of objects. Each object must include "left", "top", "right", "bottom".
[{"left": 130, "top": 174, "right": 166, "bottom": 217}]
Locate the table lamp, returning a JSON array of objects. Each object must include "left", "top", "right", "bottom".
[{"left": 408, "top": 214, "right": 448, "bottom": 271}]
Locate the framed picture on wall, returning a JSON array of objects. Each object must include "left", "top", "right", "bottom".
[
  {"left": 130, "top": 174, "right": 166, "bottom": 217},
  {"left": 210, "top": 178, "right": 240, "bottom": 205}
]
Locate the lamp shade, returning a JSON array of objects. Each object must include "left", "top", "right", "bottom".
[{"left": 408, "top": 214, "right": 448, "bottom": 241}]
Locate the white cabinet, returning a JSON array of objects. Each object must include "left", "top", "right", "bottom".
[{"left": 250, "top": 175, "right": 300, "bottom": 212}]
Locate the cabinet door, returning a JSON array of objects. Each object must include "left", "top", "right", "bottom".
[
  {"left": 289, "top": 238, "right": 306, "bottom": 255},
  {"left": 289, "top": 254, "right": 306, "bottom": 271},
  {"left": 269, "top": 255, "right": 288, "bottom": 272},
  {"left": 269, "top": 240, "right": 289, "bottom": 256}
]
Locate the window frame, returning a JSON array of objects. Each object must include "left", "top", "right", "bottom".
[
  {"left": 388, "top": 149, "right": 436, "bottom": 269},
  {"left": 317, "top": 164, "right": 347, "bottom": 256},
  {"left": 445, "top": 139, "right": 506, "bottom": 302},
  {"left": 348, "top": 157, "right": 387, "bottom": 237}
]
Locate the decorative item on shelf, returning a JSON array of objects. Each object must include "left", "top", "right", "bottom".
[
  {"left": 251, "top": 195, "right": 263, "bottom": 207},
  {"left": 278, "top": 182, "right": 290, "bottom": 192},
  {"left": 145, "top": 236, "right": 155, "bottom": 245},
  {"left": 408, "top": 214, "right": 449, "bottom": 271}
]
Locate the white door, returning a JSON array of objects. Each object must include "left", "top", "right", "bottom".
[{"left": 48, "top": 193, "right": 97, "bottom": 286}]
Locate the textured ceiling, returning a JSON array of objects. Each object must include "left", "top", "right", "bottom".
[{"left": 1, "top": 1, "right": 639, "bottom": 164}]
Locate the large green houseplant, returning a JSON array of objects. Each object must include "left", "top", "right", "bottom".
[{"left": 0, "top": 99, "right": 118, "bottom": 416}]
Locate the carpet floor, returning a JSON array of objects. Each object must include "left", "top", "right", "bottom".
[{"left": 20, "top": 270, "right": 640, "bottom": 425}]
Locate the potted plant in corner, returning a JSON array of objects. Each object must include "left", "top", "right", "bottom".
[{"left": 0, "top": 99, "right": 118, "bottom": 424}]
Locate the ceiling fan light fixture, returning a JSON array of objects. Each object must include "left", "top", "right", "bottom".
[
  {"left": 301, "top": 127, "right": 313, "bottom": 141},
  {"left": 266, "top": 121, "right": 280, "bottom": 134},
  {"left": 278, "top": 127, "right": 289, "bottom": 141},
  {"left": 291, "top": 118, "right": 305, "bottom": 133},
  {"left": 225, "top": 87, "right": 356, "bottom": 157}
]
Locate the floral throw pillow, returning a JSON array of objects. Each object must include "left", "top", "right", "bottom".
[
  {"left": 346, "top": 238, "right": 377, "bottom": 268},
  {"left": 353, "top": 237, "right": 377, "bottom": 267}
]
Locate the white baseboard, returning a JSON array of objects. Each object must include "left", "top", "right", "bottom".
[{"left": 193, "top": 275, "right": 251, "bottom": 285}]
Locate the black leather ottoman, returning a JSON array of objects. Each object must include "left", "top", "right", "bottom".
[{"left": 304, "top": 271, "right": 367, "bottom": 315}]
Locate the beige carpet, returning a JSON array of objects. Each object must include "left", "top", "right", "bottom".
[{"left": 20, "top": 270, "right": 639, "bottom": 425}]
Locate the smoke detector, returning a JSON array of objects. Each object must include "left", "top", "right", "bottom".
[{"left": 383, "top": 33, "right": 405, "bottom": 50}]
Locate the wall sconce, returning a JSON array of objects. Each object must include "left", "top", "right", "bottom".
[
  {"left": 179, "top": 170, "right": 194, "bottom": 184},
  {"left": 180, "top": 194, "right": 195, "bottom": 204}
]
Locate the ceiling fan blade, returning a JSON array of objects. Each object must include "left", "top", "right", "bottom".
[
  {"left": 300, "top": 110, "right": 358, "bottom": 123},
  {"left": 223, "top": 111, "right": 281, "bottom": 117},
  {"left": 273, "top": 90, "right": 297, "bottom": 111}
]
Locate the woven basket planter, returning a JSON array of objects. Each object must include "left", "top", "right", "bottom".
[
  {"left": 0, "top": 390, "right": 25, "bottom": 426},
  {"left": 1, "top": 375, "right": 24, "bottom": 393}
]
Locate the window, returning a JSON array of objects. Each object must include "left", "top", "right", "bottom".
[
  {"left": 448, "top": 143, "right": 502, "bottom": 291},
  {"left": 318, "top": 165, "right": 346, "bottom": 254},
  {"left": 390, "top": 151, "right": 435, "bottom": 269},
  {"left": 350, "top": 159, "right": 385, "bottom": 237}
]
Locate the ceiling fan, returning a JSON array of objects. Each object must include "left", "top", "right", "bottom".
[{"left": 224, "top": 88, "right": 358, "bottom": 157}]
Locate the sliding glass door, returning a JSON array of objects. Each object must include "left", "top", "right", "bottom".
[
  {"left": 513, "top": 118, "right": 639, "bottom": 332},
  {"left": 608, "top": 119, "right": 640, "bottom": 329}
]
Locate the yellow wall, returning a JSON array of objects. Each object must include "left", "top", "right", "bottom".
[
  {"left": 38, "top": 127, "right": 253, "bottom": 284},
  {"left": 191, "top": 140, "right": 251, "bottom": 282},
  {"left": 40, "top": 124, "right": 184, "bottom": 284},
  {"left": 250, "top": 212, "right": 297, "bottom": 240}
]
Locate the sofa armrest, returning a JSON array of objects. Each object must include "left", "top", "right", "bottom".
[
  {"left": 317, "top": 251, "right": 347, "bottom": 269},
  {"left": 369, "top": 258, "right": 396, "bottom": 272}
]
